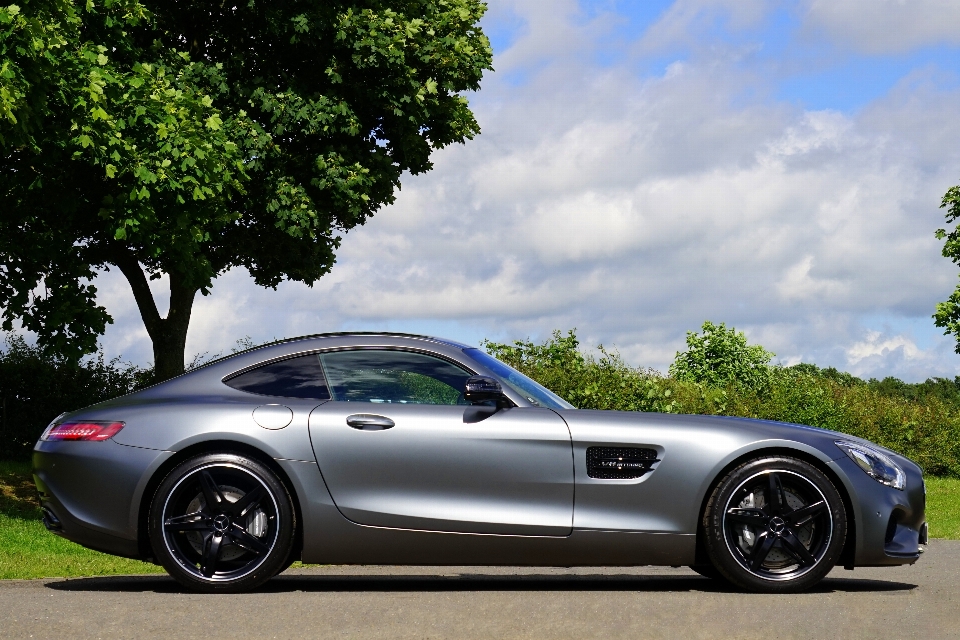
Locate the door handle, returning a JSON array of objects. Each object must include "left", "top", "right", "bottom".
[{"left": 346, "top": 414, "right": 395, "bottom": 430}]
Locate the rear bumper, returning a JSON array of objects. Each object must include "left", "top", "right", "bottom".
[
  {"left": 33, "top": 488, "right": 142, "bottom": 558},
  {"left": 33, "top": 439, "right": 173, "bottom": 560}
]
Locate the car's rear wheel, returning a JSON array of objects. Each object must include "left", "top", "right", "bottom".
[
  {"left": 687, "top": 564, "right": 729, "bottom": 582},
  {"left": 703, "top": 456, "right": 846, "bottom": 593},
  {"left": 149, "top": 452, "right": 295, "bottom": 593}
]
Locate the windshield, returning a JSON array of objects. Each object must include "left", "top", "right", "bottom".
[{"left": 463, "top": 348, "right": 575, "bottom": 410}]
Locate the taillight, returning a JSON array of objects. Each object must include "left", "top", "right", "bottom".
[{"left": 43, "top": 421, "right": 125, "bottom": 441}]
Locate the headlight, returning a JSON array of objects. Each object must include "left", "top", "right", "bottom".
[{"left": 835, "top": 440, "right": 905, "bottom": 490}]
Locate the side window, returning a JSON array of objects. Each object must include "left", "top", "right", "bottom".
[
  {"left": 319, "top": 350, "right": 472, "bottom": 405},
  {"left": 224, "top": 354, "right": 330, "bottom": 400}
]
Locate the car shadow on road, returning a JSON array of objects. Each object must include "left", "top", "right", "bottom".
[{"left": 44, "top": 573, "right": 916, "bottom": 595}]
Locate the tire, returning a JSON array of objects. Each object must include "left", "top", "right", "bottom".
[
  {"left": 149, "top": 452, "right": 296, "bottom": 593},
  {"left": 273, "top": 547, "right": 299, "bottom": 577},
  {"left": 703, "top": 456, "right": 846, "bottom": 593},
  {"left": 688, "top": 564, "right": 729, "bottom": 582}
]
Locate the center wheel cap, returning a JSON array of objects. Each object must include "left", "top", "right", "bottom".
[
  {"left": 213, "top": 514, "right": 230, "bottom": 535},
  {"left": 768, "top": 516, "right": 786, "bottom": 535}
]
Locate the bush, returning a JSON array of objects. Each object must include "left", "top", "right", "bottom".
[
  {"left": 670, "top": 368, "right": 960, "bottom": 476},
  {"left": 0, "top": 336, "right": 147, "bottom": 460},
  {"left": 487, "top": 328, "right": 960, "bottom": 478},
  {"left": 4, "top": 324, "right": 960, "bottom": 477},
  {"left": 483, "top": 330, "right": 677, "bottom": 413},
  {"left": 669, "top": 321, "right": 774, "bottom": 390}
]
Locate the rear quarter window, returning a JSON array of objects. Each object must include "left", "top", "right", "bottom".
[{"left": 224, "top": 354, "right": 331, "bottom": 400}]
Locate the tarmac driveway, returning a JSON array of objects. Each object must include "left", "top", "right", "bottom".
[{"left": 1, "top": 540, "right": 957, "bottom": 639}]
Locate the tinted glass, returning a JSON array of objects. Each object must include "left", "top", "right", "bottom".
[
  {"left": 462, "top": 349, "right": 575, "bottom": 410},
  {"left": 224, "top": 354, "right": 330, "bottom": 399},
  {"left": 319, "top": 350, "right": 472, "bottom": 405}
]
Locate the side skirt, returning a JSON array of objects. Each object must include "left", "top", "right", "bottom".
[{"left": 277, "top": 459, "right": 695, "bottom": 566}]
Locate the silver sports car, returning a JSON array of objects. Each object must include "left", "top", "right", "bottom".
[{"left": 33, "top": 333, "right": 927, "bottom": 593}]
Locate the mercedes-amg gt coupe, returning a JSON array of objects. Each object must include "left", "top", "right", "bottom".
[{"left": 33, "top": 333, "right": 927, "bottom": 593}]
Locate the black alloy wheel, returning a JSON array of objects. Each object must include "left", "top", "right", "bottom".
[
  {"left": 703, "top": 456, "right": 846, "bottom": 593},
  {"left": 149, "top": 453, "right": 296, "bottom": 593}
]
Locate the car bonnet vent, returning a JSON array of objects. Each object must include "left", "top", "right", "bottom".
[{"left": 586, "top": 446, "right": 659, "bottom": 479}]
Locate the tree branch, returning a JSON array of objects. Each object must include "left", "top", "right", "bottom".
[{"left": 112, "top": 250, "right": 162, "bottom": 340}]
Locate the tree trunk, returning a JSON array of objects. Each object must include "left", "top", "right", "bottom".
[
  {"left": 114, "top": 253, "right": 198, "bottom": 383},
  {"left": 152, "top": 276, "right": 196, "bottom": 381}
]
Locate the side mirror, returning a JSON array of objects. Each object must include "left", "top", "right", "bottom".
[{"left": 463, "top": 375, "right": 508, "bottom": 406}]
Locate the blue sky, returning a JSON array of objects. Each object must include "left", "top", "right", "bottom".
[
  {"left": 80, "top": 0, "right": 960, "bottom": 381},
  {"left": 489, "top": 0, "right": 960, "bottom": 111}
]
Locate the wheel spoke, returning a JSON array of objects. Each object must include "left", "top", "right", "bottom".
[
  {"left": 786, "top": 500, "right": 826, "bottom": 527},
  {"left": 164, "top": 512, "right": 212, "bottom": 533},
  {"left": 726, "top": 507, "right": 770, "bottom": 527},
  {"left": 767, "top": 473, "right": 787, "bottom": 516},
  {"left": 780, "top": 529, "right": 817, "bottom": 567},
  {"left": 200, "top": 533, "right": 223, "bottom": 578},
  {"left": 749, "top": 531, "right": 776, "bottom": 571},
  {"left": 228, "top": 522, "right": 270, "bottom": 555},
  {"left": 199, "top": 470, "right": 226, "bottom": 510},
  {"left": 228, "top": 487, "right": 265, "bottom": 518}
]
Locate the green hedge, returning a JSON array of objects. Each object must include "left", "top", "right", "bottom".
[
  {"left": 487, "top": 331, "right": 960, "bottom": 477},
  {"left": 4, "top": 328, "right": 960, "bottom": 477},
  {"left": 0, "top": 336, "right": 146, "bottom": 459}
]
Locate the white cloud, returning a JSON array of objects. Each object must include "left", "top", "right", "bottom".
[
  {"left": 847, "top": 330, "right": 921, "bottom": 365},
  {"left": 802, "top": 0, "right": 960, "bottom": 54}
]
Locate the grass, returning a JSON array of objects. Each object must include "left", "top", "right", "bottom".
[
  {"left": 1, "top": 460, "right": 958, "bottom": 580},
  {"left": 926, "top": 476, "right": 960, "bottom": 539}
]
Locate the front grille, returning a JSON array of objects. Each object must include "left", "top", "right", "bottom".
[{"left": 586, "top": 446, "right": 659, "bottom": 479}]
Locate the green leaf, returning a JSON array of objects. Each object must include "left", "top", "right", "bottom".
[{"left": 0, "top": 0, "right": 491, "bottom": 378}]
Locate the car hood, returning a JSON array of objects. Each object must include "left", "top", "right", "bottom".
[{"left": 553, "top": 409, "right": 905, "bottom": 463}]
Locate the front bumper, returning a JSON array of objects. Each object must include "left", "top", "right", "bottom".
[
  {"left": 828, "top": 454, "right": 926, "bottom": 567},
  {"left": 33, "top": 439, "right": 173, "bottom": 560}
]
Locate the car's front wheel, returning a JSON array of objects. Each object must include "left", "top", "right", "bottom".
[
  {"left": 703, "top": 456, "right": 846, "bottom": 593},
  {"left": 149, "top": 452, "right": 296, "bottom": 593}
]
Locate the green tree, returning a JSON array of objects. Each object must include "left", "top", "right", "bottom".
[
  {"left": 669, "top": 320, "right": 774, "bottom": 390},
  {"left": 934, "top": 183, "right": 960, "bottom": 351},
  {"left": 0, "top": 0, "right": 492, "bottom": 380}
]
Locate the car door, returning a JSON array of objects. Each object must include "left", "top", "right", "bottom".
[{"left": 308, "top": 348, "right": 574, "bottom": 536}]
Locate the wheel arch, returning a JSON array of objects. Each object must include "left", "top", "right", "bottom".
[
  {"left": 692, "top": 446, "right": 857, "bottom": 570},
  {"left": 136, "top": 439, "right": 305, "bottom": 564}
]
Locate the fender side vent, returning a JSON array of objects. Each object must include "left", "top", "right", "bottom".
[{"left": 587, "top": 446, "right": 659, "bottom": 479}]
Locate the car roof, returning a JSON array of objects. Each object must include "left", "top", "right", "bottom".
[{"left": 207, "top": 332, "right": 473, "bottom": 366}]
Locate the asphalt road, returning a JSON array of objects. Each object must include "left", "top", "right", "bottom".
[{"left": 1, "top": 540, "right": 958, "bottom": 639}]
